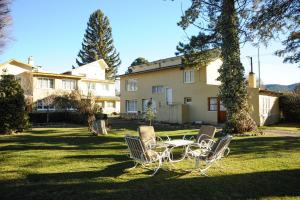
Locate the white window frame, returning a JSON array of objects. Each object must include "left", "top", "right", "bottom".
[
  {"left": 106, "top": 101, "right": 115, "bottom": 108},
  {"left": 62, "top": 79, "right": 76, "bottom": 90},
  {"left": 37, "top": 78, "right": 55, "bottom": 89},
  {"left": 87, "top": 82, "right": 96, "bottom": 90},
  {"left": 208, "top": 97, "right": 218, "bottom": 111},
  {"left": 184, "top": 97, "right": 192, "bottom": 104},
  {"left": 126, "top": 79, "right": 138, "bottom": 91},
  {"left": 126, "top": 100, "right": 137, "bottom": 113},
  {"left": 152, "top": 85, "right": 164, "bottom": 94},
  {"left": 184, "top": 69, "right": 195, "bottom": 83},
  {"left": 102, "top": 84, "right": 110, "bottom": 91}
]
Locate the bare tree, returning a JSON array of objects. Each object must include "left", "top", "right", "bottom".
[{"left": 0, "top": 0, "right": 11, "bottom": 53}]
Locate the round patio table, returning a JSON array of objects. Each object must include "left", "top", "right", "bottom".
[{"left": 164, "top": 139, "right": 194, "bottom": 162}]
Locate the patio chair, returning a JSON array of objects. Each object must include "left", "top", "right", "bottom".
[
  {"left": 138, "top": 125, "right": 170, "bottom": 150},
  {"left": 183, "top": 125, "right": 216, "bottom": 150},
  {"left": 187, "top": 135, "right": 233, "bottom": 176},
  {"left": 124, "top": 135, "right": 169, "bottom": 176}
]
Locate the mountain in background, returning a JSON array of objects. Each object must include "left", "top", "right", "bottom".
[{"left": 264, "top": 83, "right": 299, "bottom": 92}]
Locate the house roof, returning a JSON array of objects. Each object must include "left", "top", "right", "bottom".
[
  {"left": 259, "top": 89, "right": 282, "bottom": 97},
  {"left": 0, "top": 59, "right": 34, "bottom": 70},
  {"left": 32, "top": 72, "right": 83, "bottom": 79},
  {"left": 119, "top": 48, "right": 221, "bottom": 77},
  {"left": 118, "top": 64, "right": 183, "bottom": 77}
]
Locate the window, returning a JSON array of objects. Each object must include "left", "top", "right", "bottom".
[
  {"left": 106, "top": 102, "right": 114, "bottom": 108},
  {"left": 37, "top": 100, "right": 55, "bottom": 110},
  {"left": 126, "top": 79, "right": 138, "bottom": 91},
  {"left": 142, "top": 99, "right": 148, "bottom": 112},
  {"left": 126, "top": 100, "right": 137, "bottom": 113},
  {"left": 87, "top": 82, "right": 96, "bottom": 90},
  {"left": 208, "top": 97, "right": 218, "bottom": 111},
  {"left": 37, "top": 78, "right": 54, "bottom": 89},
  {"left": 62, "top": 79, "right": 76, "bottom": 90},
  {"left": 184, "top": 97, "right": 192, "bottom": 104},
  {"left": 262, "top": 97, "right": 271, "bottom": 115},
  {"left": 184, "top": 69, "right": 195, "bottom": 83},
  {"left": 152, "top": 86, "right": 164, "bottom": 94},
  {"left": 101, "top": 84, "right": 109, "bottom": 91}
]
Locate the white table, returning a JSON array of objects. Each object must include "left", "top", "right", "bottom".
[{"left": 164, "top": 139, "right": 194, "bottom": 162}]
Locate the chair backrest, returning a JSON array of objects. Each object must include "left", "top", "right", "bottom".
[
  {"left": 138, "top": 126, "right": 156, "bottom": 149},
  {"left": 125, "top": 136, "right": 148, "bottom": 162},
  {"left": 209, "top": 135, "right": 233, "bottom": 160},
  {"left": 196, "top": 125, "right": 216, "bottom": 142}
]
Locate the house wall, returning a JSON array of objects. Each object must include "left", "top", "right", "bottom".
[
  {"left": 206, "top": 59, "right": 222, "bottom": 85},
  {"left": 71, "top": 60, "right": 106, "bottom": 80},
  {"left": 79, "top": 80, "right": 116, "bottom": 97},
  {"left": 259, "top": 95, "right": 280, "bottom": 125},
  {"left": 247, "top": 88, "right": 260, "bottom": 125},
  {"left": 0, "top": 63, "right": 30, "bottom": 75},
  {"left": 120, "top": 58, "right": 281, "bottom": 126},
  {"left": 120, "top": 64, "right": 221, "bottom": 124}
]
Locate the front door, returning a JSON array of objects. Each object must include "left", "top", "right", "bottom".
[
  {"left": 217, "top": 99, "right": 227, "bottom": 123},
  {"left": 166, "top": 88, "right": 173, "bottom": 105}
]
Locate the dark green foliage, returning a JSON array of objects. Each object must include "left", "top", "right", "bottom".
[
  {"left": 249, "top": 0, "right": 300, "bottom": 67},
  {"left": 130, "top": 57, "right": 149, "bottom": 67},
  {"left": 279, "top": 94, "right": 300, "bottom": 122},
  {"left": 29, "top": 112, "right": 88, "bottom": 124},
  {"left": 53, "top": 94, "right": 74, "bottom": 111},
  {"left": 177, "top": 0, "right": 257, "bottom": 134},
  {"left": 0, "top": 75, "right": 29, "bottom": 134},
  {"left": 76, "top": 9, "right": 121, "bottom": 80}
]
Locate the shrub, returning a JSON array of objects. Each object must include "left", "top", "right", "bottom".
[
  {"left": 279, "top": 94, "right": 300, "bottom": 122},
  {"left": 0, "top": 75, "right": 29, "bottom": 134}
]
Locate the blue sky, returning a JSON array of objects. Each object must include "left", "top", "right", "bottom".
[{"left": 0, "top": 0, "right": 299, "bottom": 85}]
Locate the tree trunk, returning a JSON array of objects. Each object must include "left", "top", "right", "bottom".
[{"left": 218, "top": 0, "right": 257, "bottom": 134}]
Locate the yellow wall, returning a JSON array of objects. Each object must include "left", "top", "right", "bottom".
[
  {"left": 120, "top": 62, "right": 281, "bottom": 125},
  {"left": 120, "top": 66, "right": 220, "bottom": 124}
]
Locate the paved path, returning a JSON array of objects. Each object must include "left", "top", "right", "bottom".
[{"left": 263, "top": 129, "right": 300, "bottom": 137}]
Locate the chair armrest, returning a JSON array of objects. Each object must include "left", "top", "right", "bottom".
[
  {"left": 199, "top": 139, "right": 216, "bottom": 150},
  {"left": 197, "top": 134, "right": 213, "bottom": 143},
  {"left": 183, "top": 135, "right": 195, "bottom": 140}
]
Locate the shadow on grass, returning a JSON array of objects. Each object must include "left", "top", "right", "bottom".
[
  {"left": 65, "top": 154, "right": 129, "bottom": 162},
  {"left": 0, "top": 131, "right": 127, "bottom": 151},
  {"left": 0, "top": 167, "right": 299, "bottom": 200},
  {"left": 230, "top": 136, "right": 300, "bottom": 156}
]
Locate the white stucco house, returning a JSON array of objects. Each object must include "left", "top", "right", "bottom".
[{"left": 0, "top": 57, "right": 120, "bottom": 114}]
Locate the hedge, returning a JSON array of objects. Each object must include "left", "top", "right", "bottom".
[
  {"left": 28, "top": 112, "right": 108, "bottom": 124},
  {"left": 279, "top": 94, "right": 300, "bottom": 122}
]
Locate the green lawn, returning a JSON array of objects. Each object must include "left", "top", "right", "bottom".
[
  {"left": 260, "top": 123, "right": 300, "bottom": 132},
  {"left": 0, "top": 125, "right": 299, "bottom": 200}
]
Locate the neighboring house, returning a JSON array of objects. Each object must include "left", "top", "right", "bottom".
[
  {"left": 0, "top": 58, "right": 120, "bottom": 114},
  {"left": 119, "top": 55, "right": 280, "bottom": 126}
]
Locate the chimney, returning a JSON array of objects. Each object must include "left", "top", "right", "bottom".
[
  {"left": 28, "top": 56, "right": 34, "bottom": 66},
  {"left": 248, "top": 72, "right": 257, "bottom": 88}
]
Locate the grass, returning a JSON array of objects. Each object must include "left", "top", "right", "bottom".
[
  {"left": 260, "top": 123, "right": 300, "bottom": 132},
  {"left": 0, "top": 124, "right": 299, "bottom": 200}
]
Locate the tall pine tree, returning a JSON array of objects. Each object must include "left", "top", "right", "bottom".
[
  {"left": 76, "top": 9, "right": 121, "bottom": 80},
  {"left": 176, "top": 0, "right": 257, "bottom": 134}
]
